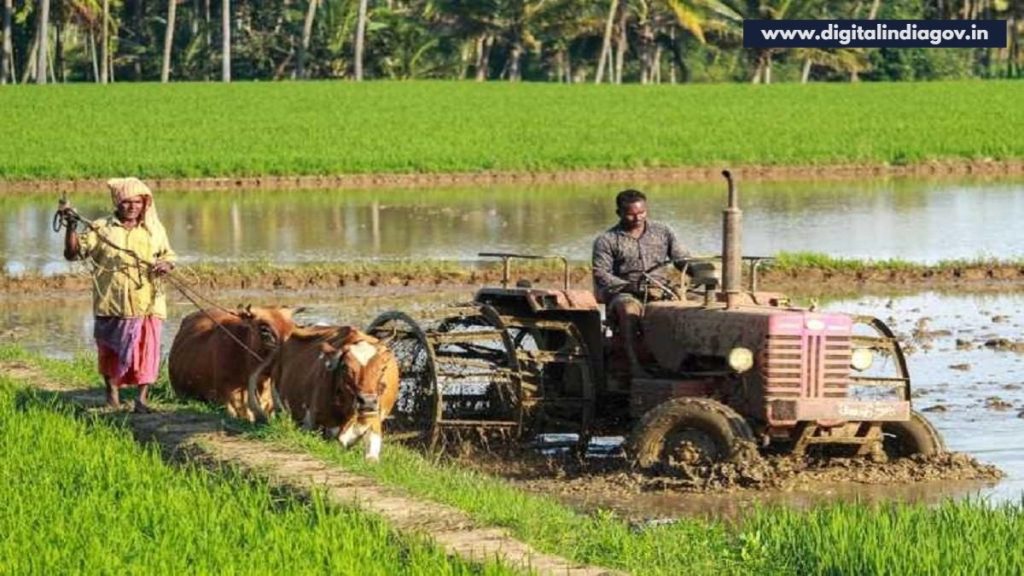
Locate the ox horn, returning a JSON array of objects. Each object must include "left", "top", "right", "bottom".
[{"left": 320, "top": 349, "right": 343, "bottom": 372}]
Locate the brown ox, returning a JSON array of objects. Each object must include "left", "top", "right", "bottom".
[
  {"left": 169, "top": 305, "right": 300, "bottom": 421},
  {"left": 266, "top": 326, "right": 399, "bottom": 461}
]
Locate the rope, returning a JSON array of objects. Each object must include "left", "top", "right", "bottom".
[{"left": 55, "top": 204, "right": 265, "bottom": 363}]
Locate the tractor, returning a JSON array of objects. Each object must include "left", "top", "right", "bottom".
[{"left": 367, "top": 171, "right": 944, "bottom": 470}]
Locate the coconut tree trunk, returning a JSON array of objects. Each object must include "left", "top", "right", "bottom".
[
  {"left": 653, "top": 43, "right": 661, "bottom": 84},
  {"left": 613, "top": 8, "right": 627, "bottom": 84},
  {"left": 354, "top": 0, "right": 368, "bottom": 80},
  {"left": 296, "top": 0, "right": 317, "bottom": 79},
  {"left": 1, "top": 0, "right": 13, "bottom": 84},
  {"left": 750, "top": 52, "right": 764, "bottom": 83},
  {"left": 801, "top": 57, "right": 811, "bottom": 83},
  {"left": 100, "top": 0, "right": 108, "bottom": 83},
  {"left": 595, "top": 0, "right": 617, "bottom": 84},
  {"left": 850, "top": 0, "right": 880, "bottom": 81},
  {"left": 221, "top": 0, "right": 230, "bottom": 81},
  {"left": 669, "top": 27, "right": 677, "bottom": 84},
  {"left": 474, "top": 34, "right": 491, "bottom": 81},
  {"left": 639, "top": 19, "right": 653, "bottom": 84},
  {"left": 89, "top": 28, "right": 98, "bottom": 81},
  {"left": 54, "top": 13, "right": 64, "bottom": 81},
  {"left": 36, "top": 0, "right": 49, "bottom": 84},
  {"left": 507, "top": 40, "right": 522, "bottom": 81},
  {"left": 21, "top": 33, "right": 36, "bottom": 83},
  {"left": 161, "top": 0, "right": 177, "bottom": 82}
]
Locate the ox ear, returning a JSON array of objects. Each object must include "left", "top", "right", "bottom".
[{"left": 258, "top": 322, "right": 277, "bottom": 347}]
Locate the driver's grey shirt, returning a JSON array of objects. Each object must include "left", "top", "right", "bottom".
[{"left": 592, "top": 221, "right": 689, "bottom": 304}]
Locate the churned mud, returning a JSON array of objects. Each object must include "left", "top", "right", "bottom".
[
  {"left": 457, "top": 442, "right": 1001, "bottom": 493},
  {"left": 448, "top": 444, "right": 1002, "bottom": 521},
  {"left": 4, "top": 262, "right": 1024, "bottom": 296},
  {"left": 2, "top": 159, "right": 1023, "bottom": 194}
]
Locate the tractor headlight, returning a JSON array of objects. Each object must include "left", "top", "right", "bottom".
[
  {"left": 851, "top": 347, "right": 874, "bottom": 371},
  {"left": 728, "top": 347, "right": 754, "bottom": 373}
]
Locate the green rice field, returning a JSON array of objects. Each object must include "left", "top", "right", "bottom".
[
  {"left": 3, "top": 345, "right": 1024, "bottom": 575},
  {"left": 0, "top": 81, "right": 1021, "bottom": 180},
  {"left": 0, "top": 364, "right": 512, "bottom": 574}
]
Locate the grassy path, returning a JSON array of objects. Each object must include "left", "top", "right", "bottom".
[{"left": 0, "top": 360, "right": 618, "bottom": 576}]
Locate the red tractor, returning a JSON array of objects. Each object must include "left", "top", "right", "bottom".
[{"left": 369, "top": 171, "right": 944, "bottom": 469}]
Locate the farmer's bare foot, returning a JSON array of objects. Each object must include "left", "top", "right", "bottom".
[{"left": 133, "top": 402, "right": 152, "bottom": 414}]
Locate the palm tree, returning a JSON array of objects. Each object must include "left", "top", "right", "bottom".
[
  {"left": 161, "top": 0, "right": 178, "bottom": 81},
  {"left": 100, "top": 0, "right": 108, "bottom": 83},
  {"left": 595, "top": 0, "right": 617, "bottom": 83},
  {"left": 710, "top": 0, "right": 821, "bottom": 83},
  {"left": 222, "top": 0, "right": 230, "bottom": 81},
  {"left": 637, "top": 0, "right": 711, "bottom": 83},
  {"left": 354, "top": 0, "right": 369, "bottom": 80},
  {"left": 2, "top": 0, "right": 13, "bottom": 84},
  {"left": 36, "top": 0, "right": 50, "bottom": 83},
  {"left": 297, "top": 0, "right": 319, "bottom": 79}
]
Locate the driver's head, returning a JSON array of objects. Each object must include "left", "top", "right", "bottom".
[{"left": 615, "top": 189, "right": 647, "bottom": 232}]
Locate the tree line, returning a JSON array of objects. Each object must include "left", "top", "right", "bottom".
[{"left": 1, "top": 0, "right": 1021, "bottom": 85}]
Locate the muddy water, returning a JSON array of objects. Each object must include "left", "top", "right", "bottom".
[
  {"left": 2, "top": 289, "right": 1023, "bottom": 519},
  {"left": 4, "top": 176, "right": 1024, "bottom": 274}
]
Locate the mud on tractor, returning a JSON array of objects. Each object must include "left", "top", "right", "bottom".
[{"left": 368, "top": 171, "right": 944, "bottom": 470}]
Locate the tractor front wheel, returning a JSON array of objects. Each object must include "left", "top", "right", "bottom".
[
  {"left": 627, "top": 398, "right": 757, "bottom": 472},
  {"left": 881, "top": 410, "right": 945, "bottom": 458}
]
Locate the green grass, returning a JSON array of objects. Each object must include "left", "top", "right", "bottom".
[
  {"left": 742, "top": 500, "right": 1024, "bottom": 574},
  {"left": 771, "top": 251, "right": 1024, "bottom": 272},
  {"left": 0, "top": 81, "right": 1021, "bottom": 179},
  {"left": 4, "top": 345, "right": 1024, "bottom": 575},
  {"left": 0, "top": 356, "right": 513, "bottom": 574}
]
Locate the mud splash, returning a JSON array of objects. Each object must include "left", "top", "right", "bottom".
[
  {"left": 452, "top": 444, "right": 1002, "bottom": 521},
  {"left": 462, "top": 443, "right": 1001, "bottom": 491}
]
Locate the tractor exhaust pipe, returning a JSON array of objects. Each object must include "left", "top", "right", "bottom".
[{"left": 721, "top": 170, "right": 742, "bottom": 309}]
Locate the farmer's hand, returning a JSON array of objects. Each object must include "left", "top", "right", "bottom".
[
  {"left": 152, "top": 261, "right": 174, "bottom": 277},
  {"left": 57, "top": 205, "right": 79, "bottom": 225}
]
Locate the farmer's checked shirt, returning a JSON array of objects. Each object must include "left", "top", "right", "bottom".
[
  {"left": 78, "top": 217, "right": 176, "bottom": 318},
  {"left": 592, "top": 221, "right": 689, "bottom": 304}
]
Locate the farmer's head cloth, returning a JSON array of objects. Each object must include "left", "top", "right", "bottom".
[{"left": 106, "top": 177, "right": 163, "bottom": 232}]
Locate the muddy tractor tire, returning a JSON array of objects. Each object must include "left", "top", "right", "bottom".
[
  {"left": 881, "top": 410, "right": 945, "bottom": 458},
  {"left": 627, "top": 398, "right": 757, "bottom": 471}
]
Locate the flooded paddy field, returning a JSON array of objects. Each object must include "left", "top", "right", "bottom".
[
  {"left": 4, "top": 176, "right": 1024, "bottom": 275},
  {"left": 3, "top": 287, "right": 1022, "bottom": 520},
  {"left": 3, "top": 174, "right": 1023, "bottom": 521}
]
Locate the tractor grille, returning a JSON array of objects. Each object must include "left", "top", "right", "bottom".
[{"left": 764, "top": 333, "right": 850, "bottom": 400}]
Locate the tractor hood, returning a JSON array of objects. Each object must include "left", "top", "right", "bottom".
[{"left": 642, "top": 301, "right": 853, "bottom": 375}]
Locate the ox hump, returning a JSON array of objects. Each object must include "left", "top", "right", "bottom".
[{"left": 347, "top": 341, "right": 378, "bottom": 367}]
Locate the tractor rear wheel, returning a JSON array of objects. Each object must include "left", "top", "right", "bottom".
[
  {"left": 627, "top": 398, "right": 757, "bottom": 471},
  {"left": 881, "top": 410, "right": 945, "bottom": 458}
]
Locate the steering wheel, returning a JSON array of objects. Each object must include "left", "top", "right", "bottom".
[{"left": 637, "top": 260, "right": 683, "bottom": 302}]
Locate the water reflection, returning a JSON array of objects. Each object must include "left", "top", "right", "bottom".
[{"left": 4, "top": 176, "right": 1023, "bottom": 274}]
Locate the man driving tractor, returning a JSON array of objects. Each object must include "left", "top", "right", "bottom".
[{"left": 592, "top": 189, "right": 690, "bottom": 379}]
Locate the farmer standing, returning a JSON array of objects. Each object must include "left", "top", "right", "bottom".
[{"left": 61, "top": 178, "right": 176, "bottom": 412}]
